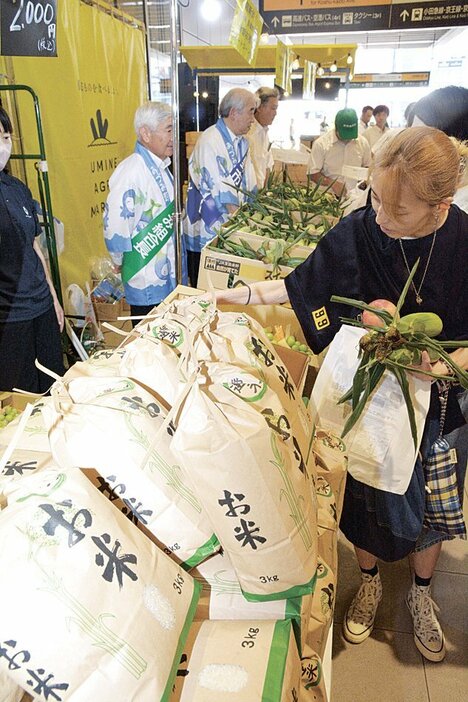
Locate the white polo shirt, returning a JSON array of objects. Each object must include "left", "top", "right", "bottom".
[
  {"left": 307, "top": 129, "right": 371, "bottom": 189},
  {"left": 246, "top": 118, "right": 274, "bottom": 189},
  {"left": 363, "top": 124, "right": 390, "bottom": 151}
]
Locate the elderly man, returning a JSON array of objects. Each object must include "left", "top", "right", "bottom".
[
  {"left": 307, "top": 108, "right": 371, "bottom": 197},
  {"left": 104, "top": 101, "right": 185, "bottom": 325},
  {"left": 246, "top": 86, "right": 279, "bottom": 189},
  {"left": 185, "top": 87, "right": 258, "bottom": 286},
  {"left": 359, "top": 105, "right": 374, "bottom": 134}
]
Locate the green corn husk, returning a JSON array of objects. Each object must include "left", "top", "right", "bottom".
[{"left": 330, "top": 260, "right": 468, "bottom": 449}]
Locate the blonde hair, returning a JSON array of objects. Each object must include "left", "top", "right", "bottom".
[{"left": 373, "top": 127, "right": 463, "bottom": 219}]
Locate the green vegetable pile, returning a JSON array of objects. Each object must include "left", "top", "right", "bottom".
[
  {"left": 209, "top": 173, "right": 345, "bottom": 277},
  {"left": 331, "top": 260, "right": 468, "bottom": 449},
  {"left": 0, "top": 405, "right": 19, "bottom": 429}
]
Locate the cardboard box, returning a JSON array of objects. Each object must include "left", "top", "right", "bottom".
[
  {"left": 99, "top": 319, "right": 133, "bottom": 349},
  {"left": 198, "top": 235, "right": 294, "bottom": 291},
  {"left": 225, "top": 228, "right": 316, "bottom": 261},
  {"left": 92, "top": 298, "right": 130, "bottom": 323},
  {"left": 185, "top": 131, "right": 202, "bottom": 145},
  {"left": 0, "top": 391, "right": 41, "bottom": 412}
]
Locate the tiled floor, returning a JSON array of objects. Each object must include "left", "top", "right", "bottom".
[{"left": 331, "top": 476, "right": 468, "bottom": 702}]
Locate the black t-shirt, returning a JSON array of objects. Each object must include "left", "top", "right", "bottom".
[
  {"left": 285, "top": 204, "right": 468, "bottom": 430},
  {"left": 0, "top": 170, "right": 51, "bottom": 322}
]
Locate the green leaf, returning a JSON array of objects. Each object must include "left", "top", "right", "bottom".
[
  {"left": 395, "top": 258, "right": 420, "bottom": 315},
  {"left": 388, "top": 364, "right": 418, "bottom": 450}
]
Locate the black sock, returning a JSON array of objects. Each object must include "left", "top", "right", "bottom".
[
  {"left": 360, "top": 564, "right": 378, "bottom": 577},
  {"left": 414, "top": 574, "right": 431, "bottom": 587}
]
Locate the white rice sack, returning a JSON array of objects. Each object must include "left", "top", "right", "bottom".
[
  {"left": 63, "top": 347, "right": 127, "bottom": 379},
  {"left": 171, "top": 362, "right": 318, "bottom": 601},
  {"left": 177, "top": 619, "right": 300, "bottom": 702},
  {"left": 0, "top": 671, "right": 24, "bottom": 702},
  {"left": 192, "top": 551, "right": 312, "bottom": 654},
  {"left": 0, "top": 464, "right": 201, "bottom": 702},
  {"left": 43, "top": 375, "right": 219, "bottom": 568}
]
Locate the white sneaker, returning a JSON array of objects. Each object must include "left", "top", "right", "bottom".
[
  {"left": 343, "top": 571, "right": 382, "bottom": 644},
  {"left": 406, "top": 582, "right": 446, "bottom": 662}
]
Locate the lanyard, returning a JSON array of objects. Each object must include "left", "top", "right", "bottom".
[
  {"left": 134, "top": 141, "right": 173, "bottom": 207},
  {"left": 215, "top": 118, "right": 248, "bottom": 170}
]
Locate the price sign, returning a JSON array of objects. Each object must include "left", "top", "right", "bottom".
[
  {"left": 1, "top": 0, "right": 58, "bottom": 57},
  {"left": 275, "top": 39, "right": 292, "bottom": 92},
  {"left": 229, "top": 0, "right": 263, "bottom": 66}
]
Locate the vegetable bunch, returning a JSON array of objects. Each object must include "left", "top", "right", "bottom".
[
  {"left": 331, "top": 260, "right": 468, "bottom": 448},
  {"left": 220, "top": 171, "right": 345, "bottom": 248}
]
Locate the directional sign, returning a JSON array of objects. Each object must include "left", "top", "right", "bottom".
[
  {"left": 260, "top": 1, "right": 468, "bottom": 33},
  {"left": 350, "top": 71, "right": 430, "bottom": 88},
  {"left": 390, "top": 1, "right": 468, "bottom": 29}
]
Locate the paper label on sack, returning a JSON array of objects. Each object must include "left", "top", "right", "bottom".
[{"left": 311, "top": 325, "right": 430, "bottom": 495}]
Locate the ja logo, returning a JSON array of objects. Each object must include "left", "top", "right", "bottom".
[{"left": 88, "top": 109, "right": 116, "bottom": 147}]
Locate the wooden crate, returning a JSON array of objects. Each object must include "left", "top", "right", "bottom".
[{"left": 185, "top": 131, "right": 202, "bottom": 145}]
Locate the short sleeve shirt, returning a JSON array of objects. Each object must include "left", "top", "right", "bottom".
[
  {"left": 0, "top": 170, "right": 51, "bottom": 322},
  {"left": 307, "top": 129, "right": 371, "bottom": 189}
]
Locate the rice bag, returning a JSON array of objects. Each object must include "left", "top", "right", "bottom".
[
  {"left": 175, "top": 619, "right": 300, "bottom": 702},
  {"left": 306, "top": 555, "right": 336, "bottom": 660},
  {"left": 43, "top": 375, "right": 219, "bottom": 568},
  {"left": 0, "top": 398, "right": 51, "bottom": 454},
  {"left": 0, "top": 672, "right": 24, "bottom": 702},
  {"left": 299, "top": 645, "right": 328, "bottom": 702},
  {"left": 0, "top": 465, "right": 201, "bottom": 701},
  {"left": 191, "top": 551, "right": 312, "bottom": 653},
  {"left": 171, "top": 361, "right": 317, "bottom": 601}
]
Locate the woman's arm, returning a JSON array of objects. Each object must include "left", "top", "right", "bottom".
[
  {"left": 33, "top": 239, "right": 64, "bottom": 331},
  {"left": 215, "top": 279, "right": 289, "bottom": 306}
]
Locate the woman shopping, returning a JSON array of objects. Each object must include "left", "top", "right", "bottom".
[
  {"left": 0, "top": 106, "right": 64, "bottom": 393},
  {"left": 215, "top": 127, "right": 467, "bottom": 663}
]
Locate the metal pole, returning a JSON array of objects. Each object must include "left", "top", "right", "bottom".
[
  {"left": 142, "top": 0, "right": 152, "bottom": 98},
  {"left": 195, "top": 72, "right": 200, "bottom": 131},
  {"left": 170, "top": 0, "right": 183, "bottom": 284}
]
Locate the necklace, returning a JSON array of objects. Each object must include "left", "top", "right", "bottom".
[{"left": 398, "top": 230, "right": 438, "bottom": 305}]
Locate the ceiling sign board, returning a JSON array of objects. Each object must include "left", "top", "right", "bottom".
[
  {"left": 275, "top": 38, "right": 293, "bottom": 92},
  {"left": 260, "top": 0, "right": 392, "bottom": 32},
  {"left": 350, "top": 71, "right": 431, "bottom": 88},
  {"left": 229, "top": 0, "right": 263, "bottom": 66},
  {"left": 1, "top": 0, "right": 57, "bottom": 56},
  {"left": 260, "top": 0, "right": 468, "bottom": 32},
  {"left": 389, "top": 1, "right": 468, "bottom": 29}
]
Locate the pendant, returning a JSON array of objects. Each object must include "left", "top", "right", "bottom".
[{"left": 416, "top": 294, "right": 423, "bottom": 305}]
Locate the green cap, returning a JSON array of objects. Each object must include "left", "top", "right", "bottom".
[{"left": 335, "top": 108, "right": 358, "bottom": 140}]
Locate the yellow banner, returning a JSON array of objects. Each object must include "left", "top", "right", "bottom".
[
  {"left": 229, "top": 0, "right": 263, "bottom": 66},
  {"left": 275, "top": 39, "right": 292, "bottom": 92},
  {"left": 0, "top": 0, "right": 146, "bottom": 294},
  {"left": 303, "top": 60, "right": 316, "bottom": 99}
]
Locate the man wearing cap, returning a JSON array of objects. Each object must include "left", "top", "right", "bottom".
[{"left": 307, "top": 108, "right": 371, "bottom": 197}]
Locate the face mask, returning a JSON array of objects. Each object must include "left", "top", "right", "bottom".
[{"left": 0, "top": 138, "right": 12, "bottom": 171}]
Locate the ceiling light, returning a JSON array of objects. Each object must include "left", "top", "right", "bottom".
[
  {"left": 284, "top": 91, "right": 290, "bottom": 97},
  {"left": 347, "top": 53, "right": 353, "bottom": 65},
  {"left": 202, "top": 91, "right": 209, "bottom": 99},
  {"left": 291, "top": 57, "right": 300, "bottom": 70},
  {"left": 317, "top": 63, "right": 324, "bottom": 76},
  {"left": 324, "top": 82, "right": 331, "bottom": 89},
  {"left": 260, "top": 32, "right": 269, "bottom": 45},
  {"left": 349, "top": 72, "right": 354, "bottom": 81},
  {"left": 200, "top": 0, "right": 222, "bottom": 22},
  {"left": 330, "top": 60, "right": 337, "bottom": 73},
  {"left": 193, "top": 91, "right": 200, "bottom": 98}
]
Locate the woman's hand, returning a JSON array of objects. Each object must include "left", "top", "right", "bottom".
[
  {"left": 408, "top": 350, "right": 433, "bottom": 382},
  {"left": 53, "top": 296, "right": 65, "bottom": 332}
]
